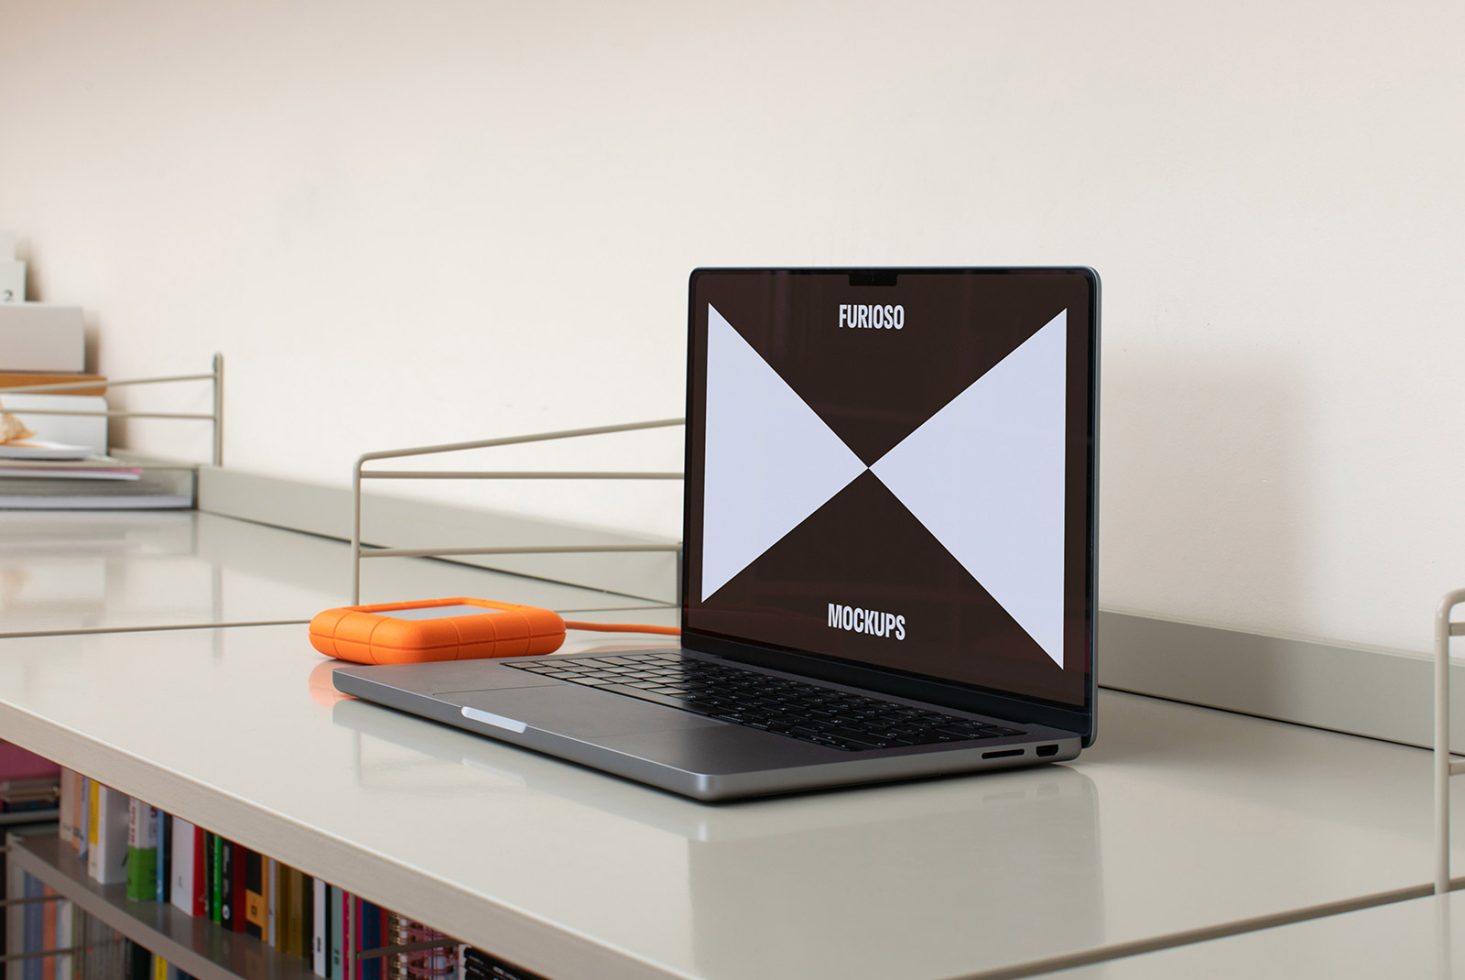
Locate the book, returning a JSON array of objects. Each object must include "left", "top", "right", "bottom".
[
  {"left": 57, "top": 767, "right": 78, "bottom": 846},
  {"left": 357, "top": 897, "right": 381, "bottom": 980},
  {"left": 276, "top": 863, "right": 298, "bottom": 955},
  {"left": 330, "top": 885, "right": 344, "bottom": 980},
  {"left": 0, "top": 458, "right": 142, "bottom": 479},
  {"left": 269, "top": 857, "right": 280, "bottom": 948},
  {"left": 156, "top": 809, "right": 172, "bottom": 903},
  {"left": 55, "top": 893, "right": 73, "bottom": 977},
  {"left": 220, "top": 839, "right": 238, "bottom": 931},
  {"left": 301, "top": 873, "right": 315, "bottom": 963},
  {"left": 0, "top": 372, "right": 106, "bottom": 396},
  {"left": 125, "top": 798, "right": 158, "bottom": 901},
  {"left": 87, "top": 784, "right": 129, "bottom": 885},
  {"left": 22, "top": 873, "right": 42, "bottom": 980},
  {"left": 0, "top": 304, "right": 84, "bottom": 372},
  {"left": 0, "top": 473, "right": 193, "bottom": 509},
  {"left": 244, "top": 848, "right": 267, "bottom": 939},
  {"left": 207, "top": 831, "right": 221, "bottom": 924},
  {"left": 171, "top": 818, "right": 205, "bottom": 917},
  {"left": 77, "top": 777, "right": 90, "bottom": 861},
  {"left": 313, "top": 877, "right": 329, "bottom": 976},
  {"left": 0, "top": 260, "right": 23, "bottom": 304}
]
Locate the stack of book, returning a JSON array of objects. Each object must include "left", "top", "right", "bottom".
[
  {"left": 0, "top": 305, "right": 194, "bottom": 510},
  {"left": 24, "top": 770, "right": 541, "bottom": 980},
  {"left": 0, "top": 742, "right": 59, "bottom": 818},
  {"left": 0, "top": 440, "right": 191, "bottom": 510}
]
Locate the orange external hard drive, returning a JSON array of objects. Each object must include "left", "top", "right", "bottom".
[{"left": 308, "top": 597, "right": 567, "bottom": 665}]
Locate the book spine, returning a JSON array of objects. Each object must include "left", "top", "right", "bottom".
[
  {"left": 330, "top": 885, "right": 344, "bottom": 980},
  {"left": 344, "top": 888, "right": 355, "bottom": 980},
  {"left": 204, "top": 831, "right": 217, "bottom": 922},
  {"left": 220, "top": 840, "right": 237, "bottom": 932},
  {"left": 91, "top": 785, "right": 130, "bottom": 885},
  {"left": 67, "top": 771, "right": 83, "bottom": 852},
  {"left": 358, "top": 898, "right": 381, "bottom": 980},
  {"left": 232, "top": 842, "right": 248, "bottom": 934},
  {"left": 57, "top": 768, "right": 75, "bottom": 847},
  {"left": 244, "top": 848, "right": 266, "bottom": 939},
  {"left": 157, "top": 810, "right": 172, "bottom": 903},
  {"left": 40, "top": 882, "right": 56, "bottom": 979},
  {"left": 22, "top": 874, "right": 41, "bottom": 980},
  {"left": 170, "top": 818, "right": 197, "bottom": 916},
  {"left": 129, "top": 939, "right": 151, "bottom": 978},
  {"left": 300, "top": 874, "right": 315, "bottom": 963},
  {"left": 313, "top": 877, "right": 328, "bottom": 976},
  {"left": 267, "top": 857, "right": 279, "bottom": 949},
  {"left": 83, "top": 778, "right": 98, "bottom": 873},
  {"left": 55, "top": 894, "right": 72, "bottom": 977},
  {"left": 126, "top": 799, "right": 158, "bottom": 901},
  {"left": 210, "top": 833, "right": 225, "bottom": 926}
]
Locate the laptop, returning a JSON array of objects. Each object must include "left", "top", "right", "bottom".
[{"left": 333, "top": 267, "right": 1100, "bottom": 801}]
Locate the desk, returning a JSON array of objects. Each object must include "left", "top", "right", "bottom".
[
  {"left": 0, "top": 621, "right": 1454, "bottom": 979},
  {"left": 1059, "top": 891, "right": 1465, "bottom": 978},
  {"left": 0, "top": 511, "right": 657, "bottom": 637}
]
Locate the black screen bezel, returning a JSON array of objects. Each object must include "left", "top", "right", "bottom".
[{"left": 679, "top": 267, "right": 1100, "bottom": 744}]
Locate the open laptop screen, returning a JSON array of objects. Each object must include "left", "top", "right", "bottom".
[{"left": 682, "top": 268, "right": 1097, "bottom": 710}]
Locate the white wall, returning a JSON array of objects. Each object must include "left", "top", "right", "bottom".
[{"left": 1, "top": 0, "right": 1462, "bottom": 655}]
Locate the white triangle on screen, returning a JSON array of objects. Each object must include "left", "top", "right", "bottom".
[
  {"left": 870, "top": 309, "right": 1068, "bottom": 667},
  {"left": 701, "top": 304, "right": 867, "bottom": 601}
]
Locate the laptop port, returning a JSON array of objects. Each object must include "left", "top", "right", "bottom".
[
  {"left": 982, "top": 748, "right": 1024, "bottom": 759},
  {"left": 1036, "top": 744, "right": 1059, "bottom": 757}
]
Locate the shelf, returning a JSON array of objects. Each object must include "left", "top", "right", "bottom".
[
  {"left": 0, "top": 810, "right": 57, "bottom": 828},
  {"left": 5, "top": 835, "right": 316, "bottom": 980}
]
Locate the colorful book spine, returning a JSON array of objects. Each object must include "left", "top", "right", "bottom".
[
  {"left": 357, "top": 897, "right": 381, "bottom": 980},
  {"left": 244, "top": 848, "right": 266, "bottom": 939},
  {"left": 55, "top": 893, "right": 73, "bottom": 977},
  {"left": 313, "top": 877, "right": 329, "bottom": 976},
  {"left": 126, "top": 798, "right": 159, "bottom": 901},
  {"left": 276, "top": 864, "right": 297, "bottom": 955},
  {"left": 156, "top": 809, "right": 172, "bottom": 903},
  {"left": 267, "top": 857, "right": 279, "bottom": 948},
  {"left": 57, "top": 767, "right": 77, "bottom": 847},
  {"left": 220, "top": 839, "right": 237, "bottom": 931},
  {"left": 88, "top": 784, "right": 130, "bottom": 885},
  {"left": 301, "top": 874, "right": 315, "bottom": 964},
  {"left": 330, "top": 885, "right": 344, "bottom": 980},
  {"left": 208, "top": 832, "right": 223, "bottom": 925},
  {"left": 171, "top": 818, "right": 203, "bottom": 916},
  {"left": 22, "top": 873, "right": 42, "bottom": 980},
  {"left": 80, "top": 773, "right": 93, "bottom": 861}
]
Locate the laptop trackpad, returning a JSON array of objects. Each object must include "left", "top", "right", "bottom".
[{"left": 437, "top": 686, "right": 723, "bottom": 738}]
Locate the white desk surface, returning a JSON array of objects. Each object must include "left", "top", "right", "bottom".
[
  {"left": 0, "top": 511, "right": 657, "bottom": 636},
  {"left": 0, "top": 620, "right": 1455, "bottom": 979},
  {"left": 1060, "top": 891, "right": 1465, "bottom": 978}
]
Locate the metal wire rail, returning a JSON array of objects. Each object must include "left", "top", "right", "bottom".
[
  {"left": 1437, "top": 589, "right": 1465, "bottom": 893},
  {"left": 0, "top": 353, "right": 225, "bottom": 466},
  {"left": 351, "top": 417, "right": 684, "bottom": 603}
]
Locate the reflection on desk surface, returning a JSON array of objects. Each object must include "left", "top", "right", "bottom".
[
  {"left": 0, "top": 510, "right": 658, "bottom": 635},
  {"left": 333, "top": 694, "right": 1105, "bottom": 978}
]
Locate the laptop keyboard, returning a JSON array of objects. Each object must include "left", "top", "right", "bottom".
[{"left": 504, "top": 651, "right": 1027, "bottom": 752}]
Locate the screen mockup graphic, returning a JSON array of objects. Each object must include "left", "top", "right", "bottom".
[{"left": 683, "top": 269, "right": 1095, "bottom": 708}]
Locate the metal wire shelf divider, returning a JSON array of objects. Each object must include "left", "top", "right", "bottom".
[
  {"left": 1436, "top": 589, "right": 1465, "bottom": 893},
  {"left": 351, "top": 418, "right": 685, "bottom": 604},
  {"left": 0, "top": 353, "right": 224, "bottom": 466}
]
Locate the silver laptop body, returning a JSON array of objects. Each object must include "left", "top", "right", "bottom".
[{"left": 334, "top": 267, "right": 1100, "bottom": 801}]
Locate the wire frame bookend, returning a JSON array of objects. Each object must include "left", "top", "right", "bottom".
[
  {"left": 0, "top": 353, "right": 224, "bottom": 466},
  {"left": 351, "top": 418, "right": 685, "bottom": 603}
]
